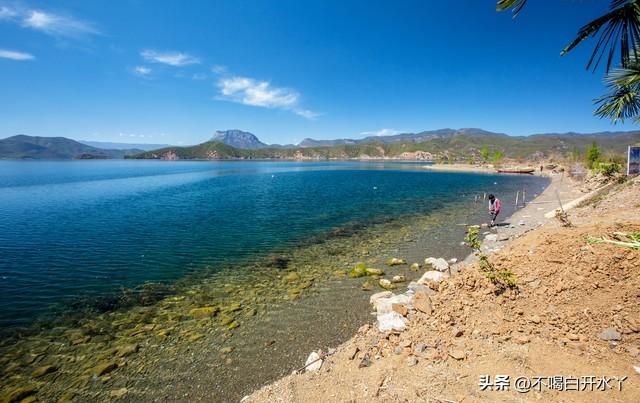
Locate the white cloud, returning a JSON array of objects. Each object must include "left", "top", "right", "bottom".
[
  {"left": 219, "top": 76, "right": 297, "bottom": 108},
  {"left": 119, "top": 132, "right": 153, "bottom": 138},
  {"left": 217, "top": 75, "right": 318, "bottom": 119},
  {"left": 294, "top": 109, "right": 320, "bottom": 119},
  {"left": 360, "top": 128, "right": 399, "bottom": 137},
  {"left": 133, "top": 65, "right": 151, "bottom": 76},
  {"left": 211, "top": 64, "right": 227, "bottom": 74},
  {"left": 0, "top": 5, "right": 98, "bottom": 38},
  {"left": 141, "top": 49, "right": 200, "bottom": 66},
  {"left": 0, "top": 6, "right": 18, "bottom": 20},
  {"left": 21, "top": 9, "right": 99, "bottom": 37},
  {"left": 0, "top": 48, "right": 34, "bottom": 60}
]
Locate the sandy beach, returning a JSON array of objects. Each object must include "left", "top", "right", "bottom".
[{"left": 422, "top": 163, "right": 499, "bottom": 174}]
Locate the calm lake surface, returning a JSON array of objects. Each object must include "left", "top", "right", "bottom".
[{"left": 0, "top": 160, "right": 546, "bottom": 329}]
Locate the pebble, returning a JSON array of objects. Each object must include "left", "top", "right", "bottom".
[
  {"left": 348, "top": 346, "right": 360, "bottom": 360},
  {"left": 392, "top": 303, "right": 408, "bottom": 317},
  {"left": 407, "top": 356, "right": 418, "bottom": 367},
  {"left": 32, "top": 364, "right": 57, "bottom": 378},
  {"left": 109, "top": 388, "right": 128, "bottom": 399},
  {"left": 358, "top": 354, "right": 371, "bottom": 368},
  {"left": 305, "top": 352, "right": 323, "bottom": 372},
  {"left": 414, "top": 342, "right": 427, "bottom": 353},
  {"left": 413, "top": 291, "right": 433, "bottom": 315},
  {"left": 449, "top": 350, "right": 465, "bottom": 360},
  {"left": 599, "top": 327, "right": 622, "bottom": 341},
  {"left": 2, "top": 386, "right": 37, "bottom": 403},
  {"left": 115, "top": 344, "right": 139, "bottom": 358},
  {"left": 91, "top": 362, "right": 118, "bottom": 377}
]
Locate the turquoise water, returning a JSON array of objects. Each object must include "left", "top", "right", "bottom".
[{"left": 0, "top": 160, "right": 547, "bottom": 328}]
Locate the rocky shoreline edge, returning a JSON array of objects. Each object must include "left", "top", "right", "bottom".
[{"left": 245, "top": 173, "right": 640, "bottom": 402}]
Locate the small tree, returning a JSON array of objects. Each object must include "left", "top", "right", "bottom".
[
  {"left": 480, "top": 146, "right": 490, "bottom": 163},
  {"left": 464, "top": 226, "right": 517, "bottom": 292},
  {"left": 492, "top": 150, "right": 504, "bottom": 165},
  {"left": 586, "top": 142, "right": 601, "bottom": 169}
]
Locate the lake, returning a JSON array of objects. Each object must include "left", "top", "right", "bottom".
[
  {"left": 0, "top": 160, "right": 548, "bottom": 327},
  {"left": 0, "top": 160, "right": 548, "bottom": 400}
]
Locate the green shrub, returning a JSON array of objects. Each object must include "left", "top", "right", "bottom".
[{"left": 595, "top": 162, "right": 621, "bottom": 177}]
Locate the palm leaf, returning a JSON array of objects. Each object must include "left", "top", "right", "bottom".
[
  {"left": 606, "top": 62, "right": 640, "bottom": 85},
  {"left": 594, "top": 80, "right": 640, "bottom": 122},
  {"left": 561, "top": 0, "right": 640, "bottom": 72},
  {"left": 496, "top": 0, "right": 528, "bottom": 16}
]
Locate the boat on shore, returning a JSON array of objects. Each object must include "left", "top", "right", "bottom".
[{"left": 496, "top": 167, "right": 536, "bottom": 174}]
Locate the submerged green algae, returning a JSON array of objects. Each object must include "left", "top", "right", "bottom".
[{"left": 0, "top": 193, "right": 500, "bottom": 401}]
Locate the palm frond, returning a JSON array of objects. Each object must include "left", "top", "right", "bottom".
[
  {"left": 496, "top": 0, "right": 527, "bottom": 16},
  {"left": 561, "top": 0, "right": 640, "bottom": 72},
  {"left": 606, "top": 63, "right": 640, "bottom": 85},
  {"left": 594, "top": 80, "right": 640, "bottom": 122}
]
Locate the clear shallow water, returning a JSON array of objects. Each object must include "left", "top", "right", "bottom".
[{"left": 0, "top": 160, "right": 546, "bottom": 328}]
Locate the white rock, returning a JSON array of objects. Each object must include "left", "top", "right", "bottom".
[
  {"left": 518, "top": 220, "right": 526, "bottom": 226},
  {"left": 391, "top": 275, "right": 406, "bottom": 283},
  {"left": 417, "top": 271, "right": 446, "bottom": 284},
  {"left": 424, "top": 257, "right": 437, "bottom": 266},
  {"left": 485, "top": 234, "right": 497, "bottom": 242},
  {"left": 369, "top": 291, "right": 393, "bottom": 305},
  {"left": 305, "top": 351, "right": 323, "bottom": 372},
  {"left": 407, "top": 281, "right": 433, "bottom": 295},
  {"left": 448, "top": 258, "right": 458, "bottom": 264},
  {"left": 373, "top": 293, "right": 412, "bottom": 314},
  {"left": 377, "top": 311, "right": 407, "bottom": 332},
  {"left": 432, "top": 258, "right": 449, "bottom": 272}
]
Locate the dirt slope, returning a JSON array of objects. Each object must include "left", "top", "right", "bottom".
[{"left": 247, "top": 177, "right": 640, "bottom": 403}]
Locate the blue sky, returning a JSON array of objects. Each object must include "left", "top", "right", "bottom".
[{"left": 0, "top": 0, "right": 636, "bottom": 145}]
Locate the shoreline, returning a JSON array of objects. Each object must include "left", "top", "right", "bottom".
[
  {"left": 0, "top": 167, "right": 550, "bottom": 401},
  {"left": 422, "top": 163, "right": 498, "bottom": 174},
  {"left": 245, "top": 170, "right": 597, "bottom": 401}
]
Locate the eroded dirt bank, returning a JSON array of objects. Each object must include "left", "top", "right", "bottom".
[{"left": 247, "top": 176, "right": 640, "bottom": 403}]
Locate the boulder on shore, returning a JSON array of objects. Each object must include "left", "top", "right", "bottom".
[
  {"left": 379, "top": 279, "right": 397, "bottom": 290},
  {"left": 304, "top": 351, "right": 323, "bottom": 372},
  {"left": 369, "top": 291, "right": 393, "bottom": 305},
  {"left": 417, "top": 271, "right": 446, "bottom": 285},
  {"left": 377, "top": 311, "right": 407, "bottom": 332},
  {"left": 424, "top": 257, "right": 449, "bottom": 272},
  {"left": 371, "top": 293, "right": 412, "bottom": 314},
  {"left": 386, "top": 258, "right": 406, "bottom": 266}
]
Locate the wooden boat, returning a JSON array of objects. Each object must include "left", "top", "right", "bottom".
[{"left": 496, "top": 167, "right": 535, "bottom": 174}]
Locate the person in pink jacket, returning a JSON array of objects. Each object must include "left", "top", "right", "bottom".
[{"left": 488, "top": 194, "right": 501, "bottom": 227}]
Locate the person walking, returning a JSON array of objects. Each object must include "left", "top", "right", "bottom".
[{"left": 488, "top": 194, "right": 501, "bottom": 227}]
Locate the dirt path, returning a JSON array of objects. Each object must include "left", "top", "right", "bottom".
[{"left": 246, "top": 176, "right": 640, "bottom": 403}]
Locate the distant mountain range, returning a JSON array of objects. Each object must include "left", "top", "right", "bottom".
[
  {"left": 2, "top": 129, "right": 639, "bottom": 161},
  {"left": 132, "top": 128, "right": 640, "bottom": 161},
  {"left": 80, "top": 141, "right": 171, "bottom": 151},
  {"left": 0, "top": 135, "right": 143, "bottom": 159},
  {"left": 297, "top": 128, "right": 506, "bottom": 147}
]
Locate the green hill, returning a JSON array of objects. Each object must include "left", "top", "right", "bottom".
[
  {"left": 0, "top": 135, "right": 142, "bottom": 159},
  {"left": 130, "top": 131, "right": 640, "bottom": 162}
]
